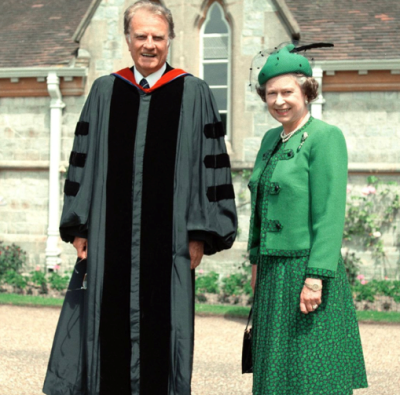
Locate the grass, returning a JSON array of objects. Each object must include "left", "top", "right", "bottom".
[
  {"left": 0, "top": 293, "right": 63, "bottom": 307},
  {"left": 355, "top": 310, "right": 400, "bottom": 323},
  {"left": 1, "top": 294, "right": 400, "bottom": 323},
  {"left": 195, "top": 303, "right": 251, "bottom": 318}
]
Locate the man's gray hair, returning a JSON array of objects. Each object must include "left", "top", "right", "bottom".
[{"left": 124, "top": 0, "right": 175, "bottom": 40}]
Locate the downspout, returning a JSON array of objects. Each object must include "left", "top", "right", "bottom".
[
  {"left": 310, "top": 67, "right": 324, "bottom": 120},
  {"left": 45, "top": 72, "right": 65, "bottom": 270}
]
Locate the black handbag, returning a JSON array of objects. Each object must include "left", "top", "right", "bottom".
[{"left": 242, "top": 307, "right": 253, "bottom": 374}]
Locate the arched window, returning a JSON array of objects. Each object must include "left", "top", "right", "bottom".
[{"left": 200, "top": 2, "right": 231, "bottom": 138}]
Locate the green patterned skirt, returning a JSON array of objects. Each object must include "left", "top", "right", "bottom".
[{"left": 252, "top": 255, "right": 368, "bottom": 395}]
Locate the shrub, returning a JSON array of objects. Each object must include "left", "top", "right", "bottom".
[
  {"left": 195, "top": 271, "right": 219, "bottom": 294},
  {"left": 220, "top": 257, "right": 253, "bottom": 297},
  {"left": 352, "top": 277, "right": 400, "bottom": 303},
  {"left": 3, "top": 270, "right": 28, "bottom": 290},
  {"left": 344, "top": 177, "right": 399, "bottom": 260},
  {"left": 48, "top": 270, "right": 70, "bottom": 291},
  {"left": 30, "top": 267, "right": 48, "bottom": 294},
  {"left": 342, "top": 250, "right": 361, "bottom": 286},
  {"left": 0, "top": 242, "right": 26, "bottom": 279},
  {"left": 221, "top": 272, "right": 252, "bottom": 296}
]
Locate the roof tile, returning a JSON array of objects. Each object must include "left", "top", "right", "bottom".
[
  {"left": 0, "top": 0, "right": 93, "bottom": 68},
  {"left": 286, "top": 0, "right": 400, "bottom": 60}
]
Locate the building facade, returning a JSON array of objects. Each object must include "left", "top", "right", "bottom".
[{"left": 1, "top": 0, "right": 399, "bottom": 278}]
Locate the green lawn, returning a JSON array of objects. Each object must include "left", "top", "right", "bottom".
[
  {"left": 0, "top": 293, "right": 64, "bottom": 307},
  {"left": 1, "top": 294, "right": 399, "bottom": 323},
  {"left": 355, "top": 310, "right": 400, "bottom": 323},
  {"left": 195, "top": 303, "right": 251, "bottom": 318}
]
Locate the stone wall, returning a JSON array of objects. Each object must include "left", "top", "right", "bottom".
[
  {"left": 0, "top": 95, "right": 85, "bottom": 272},
  {"left": 323, "top": 91, "right": 400, "bottom": 165}
]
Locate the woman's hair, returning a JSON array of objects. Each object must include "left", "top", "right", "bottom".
[
  {"left": 256, "top": 73, "right": 319, "bottom": 103},
  {"left": 124, "top": 0, "right": 175, "bottom": 40}
]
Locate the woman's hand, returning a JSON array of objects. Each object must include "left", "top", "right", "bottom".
[
  {"left": 251, "top": 264, "right": 257, "bottom": 293},
  {"left": 300, "top": 278, "right": 322, "bottom": 314},
  {"left": 73, "top": 237, "right": 88, "bottom": 259}
]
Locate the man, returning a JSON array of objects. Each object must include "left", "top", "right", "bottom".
[{"left": 43, "top": 1, "right": 237, "bottom": 395}]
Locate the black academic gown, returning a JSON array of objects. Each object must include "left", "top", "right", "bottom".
[{"left": 43, "top": 65, "right": 237, "bottom": 395}]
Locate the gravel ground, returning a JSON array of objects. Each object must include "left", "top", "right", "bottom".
[{"left": 0, "top": 305, "right": 399, "bottom": 395}]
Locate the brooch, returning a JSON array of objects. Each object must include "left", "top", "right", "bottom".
[{"left": 297, "top": 132, "right": 308, "bottom": 152}]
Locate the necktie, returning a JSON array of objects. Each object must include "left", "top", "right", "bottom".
[{"left": 140, "top": 78, "right": 150, "bottom": 89}]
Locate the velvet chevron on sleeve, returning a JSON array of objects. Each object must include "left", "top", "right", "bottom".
[
  {"left": 183, "top": 78, "right": 237, "bottom": 255},
  {"left": 59, "top": 77, "right": 114, "bottom": 244}
]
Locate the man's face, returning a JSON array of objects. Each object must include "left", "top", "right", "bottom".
[{"left": 126, "top": 9, "right": 169, "bottom": 77}]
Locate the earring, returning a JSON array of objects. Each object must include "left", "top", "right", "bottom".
[{"left": 305, "top": 99, "right": 309, "bottom": 105}]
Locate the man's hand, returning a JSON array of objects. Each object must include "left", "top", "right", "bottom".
[
  {"left": 189, "top": 240, "right": 204, "bottom": 270},
  {"left": 73, "top": 237, "right": 88, "bottom": 259},
  {"left": 299, "top": 278, "right": 322, "bottom": 314}
]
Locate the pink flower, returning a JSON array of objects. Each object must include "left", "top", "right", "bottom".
[
  {"left": 356, "top": 274, "right": 365, "bottom": 280},
  {"left": 362, "top": 186, "right": 376, "bottom": 196},
  {"left": 54, "top": 264, "right": 61, "bottom": 271},
  {"left": 385, "top": 276, "right": 389, "bottom": 280},
  {"left": 35, "top": 265, "right": 41, "bottom": 271},
  {"left": 198, "top": 269, "right": 204, "bottom": 274},
  {"left": 346, "top": 185, "right": 352, "bottom": 194},
  {"left": 360, "top": 280, "right": 368, "bottom": 285}
]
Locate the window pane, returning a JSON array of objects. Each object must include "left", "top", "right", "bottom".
[
  {"left": 211, "top": 87, "right": 227, "bottom": 111},
  {"left": 204, "top": 63, "right": 228, "bottom": 86},
  {"left": 204, "top": 4, "right": 228, "bottom": 34},
  {"left": 204, "top": 36, "right": 228, "bottom": 59}
]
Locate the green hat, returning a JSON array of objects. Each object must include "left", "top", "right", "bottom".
[{"left": 258, "top": 44, "right": 312, "bottom": 86}]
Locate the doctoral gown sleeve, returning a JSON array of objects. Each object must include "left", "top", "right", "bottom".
[
  {"left": 59, "top": 79, "right": 103, "bottom": 243},
  {"left": 306, "top": 126, "right": 348, "bottom": 278},
  {"left": 186, "top": 79, "right": 237, "bottom": 255}
]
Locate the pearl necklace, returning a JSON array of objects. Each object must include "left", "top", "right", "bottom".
[{"left": 280, "top": 113, "right": 310, "bottom": 143}]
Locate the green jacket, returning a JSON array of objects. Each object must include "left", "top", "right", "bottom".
[{"left": 248, "top": 117, "right": 348, "bottom": 278}]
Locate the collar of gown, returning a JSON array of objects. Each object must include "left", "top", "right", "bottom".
[{"left": 112, "top": 65, "right": 191, "bottom": 93}]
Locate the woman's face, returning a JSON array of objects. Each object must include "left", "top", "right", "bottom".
[{"left": 265, "top": 74, "right": 308, "bottom": 133}]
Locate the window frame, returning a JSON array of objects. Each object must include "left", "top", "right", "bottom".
[{"left": 199, "top": 2, "right": 232, "bottom": 140}]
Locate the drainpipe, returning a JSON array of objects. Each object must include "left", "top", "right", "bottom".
[
  {"left": 310, "top": 67, "right": 325, "bottom": 120},
  {"left": 45, "top": 72, "right": 65, "bottom": 270}
]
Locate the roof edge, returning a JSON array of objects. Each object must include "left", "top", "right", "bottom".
[
  {"left": 272, "top": 0, "right": 301, "bottom": 40},
  {"left": 314, "top": 59, "right": 400, "bottom": 71},
  {"left": 0, "top": 67, "right": 88, "bottom": 79},
  {"left": 72, "top": 0, "right": 103, "bottom": 43}
]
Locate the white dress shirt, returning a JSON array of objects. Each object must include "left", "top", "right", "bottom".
[{"left": 134, "top": 63, "right": 167, "bottom": 88}]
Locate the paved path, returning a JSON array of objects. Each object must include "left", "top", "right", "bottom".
[{"left": 0, "top": 305, "right": 399, "bottom": 394}]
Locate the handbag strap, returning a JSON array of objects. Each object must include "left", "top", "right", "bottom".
[{"left": 245, "top": 307, "right": 253, "bottom": 331}]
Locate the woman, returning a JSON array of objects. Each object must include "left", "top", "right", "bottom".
[{"left": 248, "top": 44, "right": 368, "bottom": 395}]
